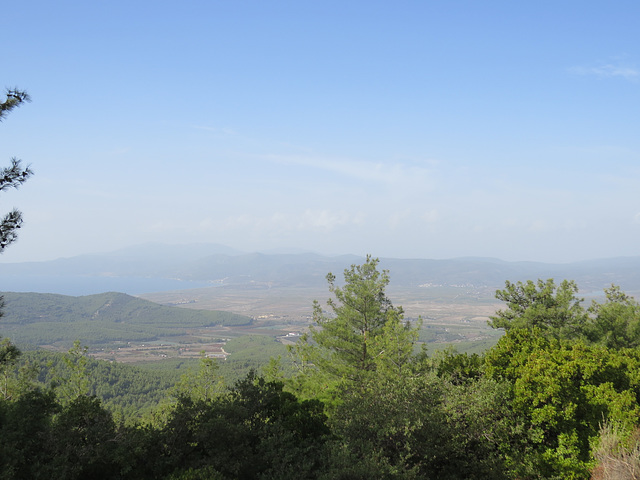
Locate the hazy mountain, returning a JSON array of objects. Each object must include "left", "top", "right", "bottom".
[
  {"left": 0, "top": 243, "right": 638, "bottom": 296},
  {"left": 0, "top": 242, "right": 244, "bottom": 276}
]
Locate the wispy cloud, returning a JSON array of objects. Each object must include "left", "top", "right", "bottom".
[
  {"left": 218, "top": 210, "right": 364, "bottom": 234},
  {"left": 569, "top": 63, "right": 640, "bottom": 81},
  {"left": 298, "top": 209, "right": 362, "bottom": 231},
  {"left": 260, "top": 153, "right": 437, "bottom": 189}
]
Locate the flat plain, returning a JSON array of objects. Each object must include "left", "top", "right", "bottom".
[{"left": 139, "top": 283, "right": 505, "bottom": 355}]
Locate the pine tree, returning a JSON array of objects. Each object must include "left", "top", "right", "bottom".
[
  {"left": 0, "top": 87, "right": 33, "bottom": 374},
  {"left": 290, "top": 255, "right": 419, "bottom": 402},
  {"left": 0, "top": 88, "right": 33, "bottom": 253}
]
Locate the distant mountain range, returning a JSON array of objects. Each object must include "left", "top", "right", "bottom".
[{"left": 0, "top": 243, "right": 638, "bottom": 296}]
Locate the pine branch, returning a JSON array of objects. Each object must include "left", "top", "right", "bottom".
[
  {"left": 0, "top": 158, "right": 33, "bottom": 192},
  {"left": 0, "top": 209, "right": 24, "bottom": 252},
  {"left": 0, "top": 88, "right": 31, "bottom": 121}
]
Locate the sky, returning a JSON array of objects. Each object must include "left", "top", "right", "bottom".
[{"left": 1, "top": 0, "right": 639, "bottom": 264}]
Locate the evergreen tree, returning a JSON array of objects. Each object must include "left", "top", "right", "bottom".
[
  {"left": 585, "top": 285, "right": 640, "bottom": 349},
  {"left": 0, "top": 88, "right": 33, "bottom": 254},
  {"left": 488, "top": 278, "right": 587, "bottom": 340},
  {"left": 54, "top": 340, "right": 91, "bottom": 404},
  {"left": 290, "top": 255, "right": 419, "bottom": 402},
  {"left": 0, "top": 87, "right": 33, "bottom": 402}
]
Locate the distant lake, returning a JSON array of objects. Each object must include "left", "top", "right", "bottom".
[{"left": 0, "top": 274, "right": 214, "bottom": 296}]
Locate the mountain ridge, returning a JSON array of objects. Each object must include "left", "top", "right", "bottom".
[{"left": 0, "top": 243, "right": 638, "bottom": 296}]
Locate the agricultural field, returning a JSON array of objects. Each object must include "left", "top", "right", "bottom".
[
  {"left": 0, "top": 283, "right": 506, "bottom": 372},
  {"left": 139, "top": 283, "right": 505, "bottom": 357}
]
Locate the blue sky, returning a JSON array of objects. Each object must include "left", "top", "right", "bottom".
[{"left": 1, "top": 0, "right": 639, "bottom": 263}]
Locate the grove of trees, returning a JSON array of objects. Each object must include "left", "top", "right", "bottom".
[{"left": 3, "top": 256, "right": 640, "bottom": 478}]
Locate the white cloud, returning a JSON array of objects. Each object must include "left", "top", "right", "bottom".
[
  {"left": 218, "top": 209, "right": 364, "bottom": 235},
  {"left": 298, "top": 209, "right": 357, "bottom": 231},
  {"left": 221, "top": 213, "right": 286, "bottom": 231},
  {"left": 260, "top": 153, "right": 437, "bottom": 189},
  {"left": 569, "top": 63, "right": 640, "bottom": 81}
]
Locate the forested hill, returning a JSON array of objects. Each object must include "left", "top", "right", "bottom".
[{"left": 0, "top": 291, "right": 251, "bottom": 346}]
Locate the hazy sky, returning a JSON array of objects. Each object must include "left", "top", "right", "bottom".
[{"left": 1, "top": 1, "right": 639, "bottom": 263}]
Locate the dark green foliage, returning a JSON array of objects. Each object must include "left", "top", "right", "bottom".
[
  {"left": 165, "top": 466, "right": 225, "bottom": 480},
  {"left": 0, "top": 371, "right": 331, "bottom": 480},
  {"left": 48, "top": 395, "right": 120, "bottom": 479},
  {"left": 329, "top": 372, "right": 510, "bottom": 479},
  {"left": 159, "top": 372, "right": 330, "bottom": 480},
  {"left": 0, "top": 389, "right": 155, "bottom": 480},
  {"left": 439, "top": 376, "right": 513, "bottom": 479},
  {"left": 0, "top": 389, "right": 58, "bottom": 479},
  {"left": 0, "top": 338, "right": 21, "bottom": 391},
  {"left": 329, "top": 373, "right": 446, "bottom": 478}
]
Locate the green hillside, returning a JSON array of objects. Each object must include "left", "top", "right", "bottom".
[{"left": 0, "top": 291, "right": 252, "bottom": 346}]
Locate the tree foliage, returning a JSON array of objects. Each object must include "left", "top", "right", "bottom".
[
  {"left": 171, "top": 352, "right": 225, "bottom": 402},
  {"left": 53, "top": 340, "right": 91, "bottom": 404},
  {"left": 0, "top": 88, "right": 30, "bottom": 121},
  {"left": 159, "top": 371, "right": 330, "bottom": 480},
  {"left": 484, "top": 327, "right": 640, "bottom": 478},
  {"left": 585, "top": 285, "right": 640, "bottom": 349},
  {"left": 3, "top": 257, "right": 640, "bottom": 478},
  {"left": 490, "top": 278, "right": 640, "bottom": 352},
  {"left": 290, "top": 255, "right": 420, "bottom": 403},
  {"left": 328, "top": 369, "right": 511, "bottom": 479},
  {"left": 489, "top": 279, "right": 587, "bottom": 340},
  {"left": 0, "top": 88, "right": 33, "bottom": 255}
]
